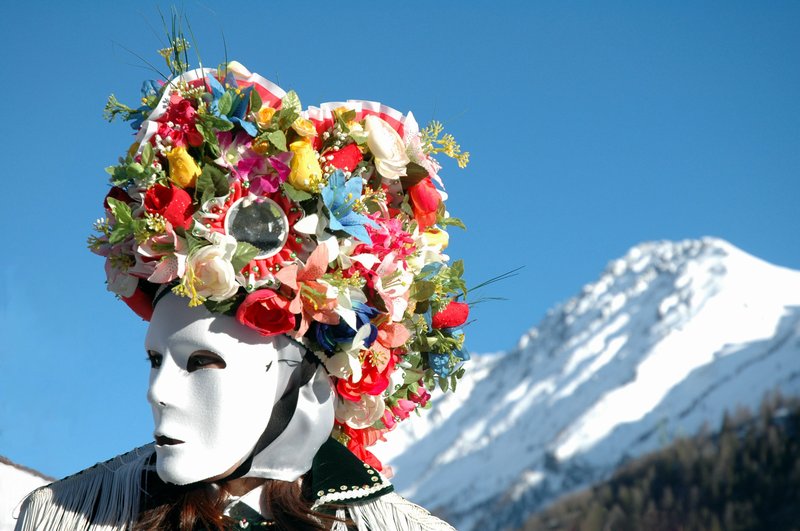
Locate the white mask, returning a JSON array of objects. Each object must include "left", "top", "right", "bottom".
[{"left": 144, "top": 293, "right": 296, "bottom": 485}]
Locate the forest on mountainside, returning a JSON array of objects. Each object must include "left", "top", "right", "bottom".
[{"left": 522, "top": 393, "right": 800, "bottom": 531}]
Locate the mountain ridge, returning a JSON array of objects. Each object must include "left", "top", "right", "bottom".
[{"left": 374, "top": 237, "right": 800, "bottom": 530}]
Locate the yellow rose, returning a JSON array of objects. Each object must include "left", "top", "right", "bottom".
[
  {"left": 288, "top": 139, "right": 322, "bottom": 192},
  {"left": 251, "top": 138, "right": 271, "bottom": 155},
  {"left": 256, "top": 106, "right": 276, "bottom": 129},
  {"left": 291, "top": 117, "right": 317, "bottom": 138},
  {"left": 166, "top": 147, "right": 201, "bottom": 188}
]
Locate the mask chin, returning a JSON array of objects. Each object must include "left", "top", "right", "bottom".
[{"left": 146, "top": 293, "right": 298, "bottom": 485}]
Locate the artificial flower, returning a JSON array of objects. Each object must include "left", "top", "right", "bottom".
[
  {"left": 323, "top": 323, "right": 374, "bottom": 382},
  {"left": 256, "top": 106, "right": 276, "bottom": 129},
  {"left": 186, "top": 235, "right": 239, "bottom": 301},
  {"left": 321, "top": 170, "right": 378, "bottom": 244},
  {"left": 314, "top": 301, "right": 379, "bottom": 352},
  {"left": 276, "top": 244, "right": 339, "bottom": 337},
  {"left": 137, "top": 224, "right": 187, "bottom": 284},
  {"left": 121, "top": 286, "right": 155, "bottom": 321},
  {"left": 156, "top": 93, "right": 203, "bottom": 148},
  {"left": 432, "top": 300, "right": 470, "bottom": 329},
  {"left": 288, "top": 139, "right": 323, "bottom": 192},
  {"left": 291, "top": 117, "right": 317, "bottom": 138},
  {"left": 335, "top": 392, "right": 386, "bottom": 430},
  {"left": 364, "top": 114, "right": 410, "bottom": 179},
  {"left": 408, "top": 176, "right": 441, "bottom": 230},
  {"left": 143, "top": 183, "right": 194, "bottom": 229},
  {"left": 236, "top": 289, "right": 296, "bottom": 336},
  {"left": 336, "top": 348, "right": 397, "bottom": 400},
  {"left": 327, "top": 143, "right": 363, "bottom": 173},
  {"left": 166, "top": 147, "right": 201, "bottom": 188},
  {"left": 373, "top": 253, "right": 414, "bottom": 322}
]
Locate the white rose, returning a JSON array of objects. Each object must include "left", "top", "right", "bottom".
[
  {"left": 335, "top": 394, "right": 386, "bottom": 430},
  {"left": 364, "top": 115, "right": 410, "bottom": 180},
  {"left": 188, "top": 235, "right": 239, "bottom": 301}
]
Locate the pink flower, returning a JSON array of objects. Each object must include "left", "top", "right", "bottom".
[
  {"left": 391, "top": 399, "right": 417, "bottom": 421},
  {"left": 276, "top": 244, "right": 339, "bottom": 337},
  {"left": 156, "top": 93, "right": 203, "bottom": 148}
]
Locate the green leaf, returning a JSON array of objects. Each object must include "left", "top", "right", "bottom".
[
  {"left": 218, "top": 91, "right": 233, "bottom": 116},
  {"left": 440, "top": 216, "right": 466, "bottom": 230},
  {"left": 127, "top": 162, "right": 144, "bottom": 177},
  {"left": 201, "top": 113, "right": 234, "bottom": 132},
  {"left": 438, "top": 377, "right": 449, "bottom": 392},
  {"left": 403, "top": 368, "right": 424, "bottom": 385},
  {"left": 451, "top": 259, "right": 465, "bottom": 279},
  {"left": 250, "top": 89, "right": 262, "bottom": 115},
  {"left": 282, "top": 90, "right": 302, "bottom": 114},
  {"left": 107, "top": 197, "right": 132, "bottom": 224},
  {"left": 231, "top": 241, "right": 260, "bottom": 271},
  {"left": 267, "top": 130, "right": 287, "bottom": 152},
  {"left": 276, "top": 107, "right": 299, "bottom": 130},
  {"left": 401, "top": 162, "right": 430, "bottom": 188},
  {"left": 184, "top": 230, "right": 206, "bottom": 253},
  {"left": 195, "top": 165, "right": 230, "bottom": 205},
  {"left": 141, "top": 143, "right": 154, "bottom": 168},
  {"left": 410, "top": 280, "right": 436, "bottom": 302},
  {"left": 349, "top": 130, "right": 369, "bottom": 145},
  {"left": 203, "top": 292, "right": 245, "bottom": 316},
  {"left": 107, "top": 198, "right": 134, "bottom": 244},
  {"left": 282, "top": 182, "right": 313, "bottom": 202}
]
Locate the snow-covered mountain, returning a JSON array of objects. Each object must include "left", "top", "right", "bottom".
[
  {"left": 0, "top": 456, "right": 51, "bottom": 531},
  {"left": 374, "top": 237, "right": 800, "bottom": 530}
]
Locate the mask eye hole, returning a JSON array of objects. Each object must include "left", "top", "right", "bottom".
[
  {"left": 146, "top": 350, "right": 163, "bottom": 369},
  {"left": 187, "top": 350, "right": 227, "bottom": 372}
]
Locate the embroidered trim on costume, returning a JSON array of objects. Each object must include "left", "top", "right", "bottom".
[{"left": 312, "top": 475, "right": 392, "bottom": 507}]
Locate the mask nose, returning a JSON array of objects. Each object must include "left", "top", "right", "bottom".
[{"left": 147, "top": 354, "right": 180, "bottom": 409}]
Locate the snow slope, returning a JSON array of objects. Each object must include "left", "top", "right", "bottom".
[
  {"left": 373, "top": 238, "right": 800, "bottom": 530},
  {"left": 0, "top": 456, "right": 51, "bottom": 531}
]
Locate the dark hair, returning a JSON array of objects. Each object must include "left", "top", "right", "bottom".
[{"left": 134, "top": 473, "right": 344, "bottom": 531}]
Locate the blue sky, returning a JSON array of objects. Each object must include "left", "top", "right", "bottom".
[{"left": 1, "top": 1, "right": 798, "bottom": 479}]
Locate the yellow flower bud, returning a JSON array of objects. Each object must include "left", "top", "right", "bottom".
[
  {"left": 291, "top": 117, "right": 317, "bottom": 138},
  {"left": 166, "top": 147, "right": 201, "bottom": 189},
  {"left": 256, "top": 106, "right": 276, "bottom": 129},
  {"left": 288, "top": 139, "right": 322, "bottom": 192}
]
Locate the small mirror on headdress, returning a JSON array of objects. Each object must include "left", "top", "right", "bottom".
[{"left": 224, "top": 198, "right": 289, "bottom": 259}]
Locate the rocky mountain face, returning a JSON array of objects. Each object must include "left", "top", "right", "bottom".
[
  {"left": 374, "top": 238, "right": 800, "bottom": 530},
  {"left": 0, "top": 456, "right": 50, "bottom": 531}
]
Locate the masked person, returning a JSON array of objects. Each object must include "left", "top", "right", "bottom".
[{"left": 14, "top": 50, "right": 471, "bottom": 530}]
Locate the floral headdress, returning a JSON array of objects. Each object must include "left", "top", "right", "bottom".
[{"left": 90, "top": 46, "right": 470, "bottom": 470}]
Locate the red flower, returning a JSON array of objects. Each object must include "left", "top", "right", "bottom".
[
  {"left": 156, "top": 94, "right": 203, "bottom": 148},
  {"left": 144, "top": 183, "right": 194, "bottom": 229},
  {"left": 336, "top": 350, "right": 397, "bottom": 400},
  {"left": 236, "top": 289, "right": 296, "bottom": 336},
  {"left": 327, "top": 143, "right": 363, "bottom": 172},
  {"left": 122, "top": 286, "right": 154, "bottom": 321},
  {"left": 341, "top": 424, "right": 386, "bottom": 471},
  {"left": 104, "top": 187, "right": 133, "bottom": 209},
  {"left": 432, "top": 300, "right": 470, "bottom": 329},
  {"left": 408, "top": 176, "right": 441, "bottom": 230}
]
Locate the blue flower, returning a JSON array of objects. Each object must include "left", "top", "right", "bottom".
[
  {"left": 313, "top": 302, "right": 379, "bottom": 353},
  {"left": 204, "top": 74, "right": 258, "bottom": 137},
  {"left": 130, "top": 80, "right": 163, "bottom": 130},
  {"left": 321, "top": 170, "right": 378, "bottom": 244},
  {"left": 429, "top": 353, "right": 450, "bottom": 377}
]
